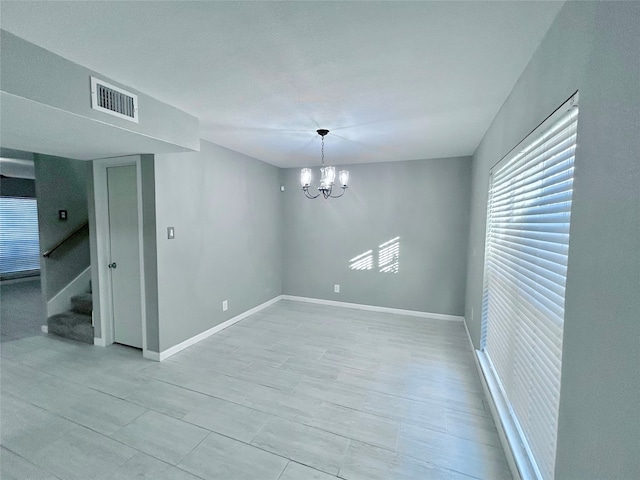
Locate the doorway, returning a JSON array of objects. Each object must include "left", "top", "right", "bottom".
[
  {"left": 93, "top": 156, "right": 147, "bottom": 353},
  {"left": 106, "top": 165, "right": 142, "bottom": 348}
]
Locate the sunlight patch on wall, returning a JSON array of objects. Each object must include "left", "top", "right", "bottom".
[
  {"left": 349, "top": 237, "right": 400, "bottom": 273},
  {"left": 378, "top": 236, "right": 400, "bottom": 273},
  {"left": 349, "top": 249, "right": 374, "bottom": 270}
]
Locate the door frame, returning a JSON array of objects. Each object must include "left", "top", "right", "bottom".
[{"left": 93, "top": 155, "right": 148, "bottom": 355}]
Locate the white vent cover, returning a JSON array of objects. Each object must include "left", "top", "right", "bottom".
[{"left": 90, "top": 77, "right": 138, "bottom": 123}]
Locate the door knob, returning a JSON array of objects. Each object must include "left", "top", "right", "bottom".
[{"left": 108, "top": 262, "right": 117, "bottom": 269}]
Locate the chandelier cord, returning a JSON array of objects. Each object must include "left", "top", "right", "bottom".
[{"left": 321, "top": 135, "right": 325, "bottom": 167}]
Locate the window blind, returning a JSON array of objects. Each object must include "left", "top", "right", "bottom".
[
  {"left": 481, "top": 94, "right": 578, "bottom": 480},
  {"left": 0, "top": 197, "right": 41, "bottom": 276}
]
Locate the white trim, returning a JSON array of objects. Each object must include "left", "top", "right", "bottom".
[
  {"left": 93, "top": 156, "right": 148, "bottom": 356},
  {"left": 148, "top": 295, "right": 462, "bottom": 362},
  {"left": 46, "top": 266, "right": 91, "bottom": 317},
  {"left": 462, "top": 318, "right": 522, "bottom": 480},
  {"left": 93, "top": 336, "right": 107, "bottom": 347},
  {"left": 476, "top": 350, "right": 539, "bottom": 480},
  {"left": 135, "top": 160, "right": 148, "bottom": 356},
  {"left": 41, "top": 325, "right": 48, "bottom": 333},
  {"left": 461, "top": 315, "right": 476, "bottom": 353},
  {"left": 142, "top": 350, "right": 160, "bottom": 361},
  {"left": 281, "top": 295, "right": 464, "bottom": 322},
  {"left": 154, "top": 295, "right": 282, "bottom": 361}
]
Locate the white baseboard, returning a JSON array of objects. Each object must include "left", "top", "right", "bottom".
[
  {"left": 93, "top": 337, "right": 107, "bottom": 347},
  {"left": 47, "top": 266, "right": 91, "bottom": 317},
  {"left": 281, "top": 295, "right": 464, "bottom": 322},
  {"left": 462, "top": 317, "right": 523, "bottom": 480},
  {"left": 156, "top": 295, "right": 283, "bottom": 361},
  {"left": 151, "top": 295, "right": 461, "bottom": 362},
  {"left": 143, "top": 350, "right": 160, "bottom": 361}
]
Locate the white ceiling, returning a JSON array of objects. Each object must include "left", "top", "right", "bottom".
[
  {"left": 0, "top": 157, "right": 35, "bottom": 179},
  {"left": 0, "top": 1, "right": 563, "bottom": 168}
]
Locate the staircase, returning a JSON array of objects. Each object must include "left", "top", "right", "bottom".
[{"left": 47, "top": 290, "right": 94, "bottom": 344}]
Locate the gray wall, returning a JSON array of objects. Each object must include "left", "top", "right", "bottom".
[
  {"left": 154, "top": 141, "right": 283, "bottom": 351},
  {"left": 464, "top": 2, "right": 640, "bottom": 478},
  {"left": 282, "top": 157, "right": 471, "bottom": 316},
  {"left": 34, "top": 154, "right": 90, "bottom": 301}
]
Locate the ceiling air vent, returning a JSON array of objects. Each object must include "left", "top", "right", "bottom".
[{"left": 90, "top": 77, "right": 138, "bottom": 123}]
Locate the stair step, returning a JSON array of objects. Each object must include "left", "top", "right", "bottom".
[
  {"left": 71, "top": 292, "right": 92, "bottom": 315},
  {"left": 48, "top": 312, "right": 93, "bottom": 344}
]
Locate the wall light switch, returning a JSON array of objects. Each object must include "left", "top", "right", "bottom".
[
  {"left": 280, "top": 185, "right": 285, "bottom": 192},
  {"left": 334, "top": 284, "right": 340, "bottom": 293},
  {"left": 222, "top": 300, "right": 228, "bottom": 311},
  {"left": 167, "top": 227, "right": 175, "bottom": 239}
]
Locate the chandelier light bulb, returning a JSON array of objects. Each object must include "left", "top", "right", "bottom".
[
  {"left": 339, "top": 170, "right": 349, "bottom": 187},
  {"left": 301, "top": 168, "right": 312, "bottom": 187},
  {"left": 321, "top": 166, "right": 336, "bottom": 186}
]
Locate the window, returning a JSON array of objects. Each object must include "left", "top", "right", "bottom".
[
  {"left": 480, "top": 93, "right": 579, "bottom": 480},
  {"left": 0, "top": 197, "right": 41, "bottom": 278}
]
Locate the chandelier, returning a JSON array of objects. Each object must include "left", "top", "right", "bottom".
[{"left": 301, "top": 129, "right": 349, "bottom": 199}]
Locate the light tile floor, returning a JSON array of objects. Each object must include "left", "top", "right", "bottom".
[
  {"left": 0, "top": 300, "right": 511, "bottom": 480},
  {"left": 0, "top": 277, "right": 46, "bottom": 342}
]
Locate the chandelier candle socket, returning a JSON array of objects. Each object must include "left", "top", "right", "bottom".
[{"left": 301, "top": 129, "right": 349, "bottom": 199}]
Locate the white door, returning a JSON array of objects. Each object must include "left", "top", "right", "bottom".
[{"left": 107, "top": 165, "right": 142, "bottom": 348}]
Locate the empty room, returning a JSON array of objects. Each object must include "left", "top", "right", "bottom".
[{"left": 0, "top": 2, "right": 638, "bottom": 480}]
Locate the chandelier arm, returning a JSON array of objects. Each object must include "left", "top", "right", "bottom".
[
  {"left": 328, "top": 186, "right": 347, "bottom": 198},
  {"left": 321, "top": 184, "right": 333, "bottom": 199},
  {"left": 303, "top": 187, "right": 320, "bottom": 199}
]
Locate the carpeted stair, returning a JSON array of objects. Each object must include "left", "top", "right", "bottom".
[{"left": 48, "top": 290, "right": 93, "bottom": 344}]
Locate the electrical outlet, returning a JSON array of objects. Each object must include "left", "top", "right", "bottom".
[
  {"left": 222, "top": 300, "right": 228, "bottom": 311},
  {"left": 167, "top": 227, "right": 175, "bottom": 239},
  {"left": 334, "top": 284, "right": 340, "bottom": 293}
]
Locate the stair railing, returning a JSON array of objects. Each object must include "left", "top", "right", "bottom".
[{"left": 42, "top": 221, "right": 89, "bottom": 258}]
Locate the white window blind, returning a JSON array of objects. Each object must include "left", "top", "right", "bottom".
[
  {"left": 0, "top": 197, "right": 41, "bottom": 276},
  {"left": 481, "top": 94, "right": 578, "bottom": 480}
]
